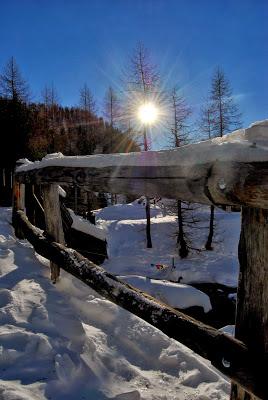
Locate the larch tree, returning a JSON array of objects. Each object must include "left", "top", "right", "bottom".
[
  {"left": 79, "top": 84, "right": 96, "bottom": 115},
  {"left": 202, "top": 67, "right": 242, "bottom": 250},
  {"left": 104, "top": 86, "right": 121, "bottom": 129},
  {"left": 41, "top": 83, "right": 61, "bottom": 153},
  {"left": 123, "top": 41, "right": 160, "bottom": 248},
  {"left": 198, "top": 100, "right": 215, "bottom": 250},
  {"left": 0, "top": 57, "right": 30, "bottom": 166},
  {"left": 199, "top": 100, "right": 214, "bottom": 140},
  {"left": 77, "top": 84, "right": 98, "bottom": 157},
  {"left": 169, "top": 87, "right": 192, "bottom": 258},
  {"left": 0, "top": 56, "right": 29, "bottom": 102},
  {"left": 103, "top": 86, "right": 121, "bottom": 204},
  {"left": 210, "top": 67, "right": 242, "bottom": 137},
  {"left": 41, "top": 83, "right": 59, "bottom": 108}
]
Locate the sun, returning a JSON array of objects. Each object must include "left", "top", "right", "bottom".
[{"left": 138, "top": 102, "right": 158, "bottom": 125}]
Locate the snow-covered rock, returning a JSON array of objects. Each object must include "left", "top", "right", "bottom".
[{"left": 119, "top": 275, "right": 212, "bottom": 312}]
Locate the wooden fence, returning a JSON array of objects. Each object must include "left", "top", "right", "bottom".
[{"left": 12, "top": 121, "right": 268, "bottom": 400}]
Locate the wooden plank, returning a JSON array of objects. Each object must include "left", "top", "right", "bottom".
[
  {"left": 231, "top": 207, "right": 268, "bottom": 400},
  {"left": 42, "top": 184, "right": 65, "bottom": 283},
  {"left": 15, "top": 209, "right": 267, "bottom": 399},
  {"left": 15, "top": 123, "right": 268, "bottom": 209}
]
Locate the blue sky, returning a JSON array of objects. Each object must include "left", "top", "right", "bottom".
[{"left": 0, "top": 0, "right": 267, "bottom": 143}]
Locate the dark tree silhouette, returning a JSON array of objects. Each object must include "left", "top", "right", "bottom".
[
  {"left": 169, "top": 87, "right": 192, "bottom": 258},
  {"left": 79, "top": 84, "right": 96, "bottom": 115},
  {"left": 0, "top": 57, "right": 29, "bottom": 102},
  {"left": 103, "top": 86, "right": 121, "bottom": 129}
]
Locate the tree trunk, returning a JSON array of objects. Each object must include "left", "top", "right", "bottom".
[
  {"left": 230, "top": 207, "right": 268, "bottom": 400},
  {"left": 177, "top": 200, "right": 188, "bottom": 258},
  {"left": 143, "top": 127, "right": 148, "bottom": 152},
  {"left": 205, "top": 205, "right": 215, "bottom": 250},
  {"left": 145, "top": 196, "right": 152, "bottom": 248}
]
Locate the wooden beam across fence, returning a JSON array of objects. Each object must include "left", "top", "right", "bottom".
[
  {"left": 15, "top": 122, "right": 268, "bottom": 209},
  {"left": 13, "top": 209, "right": 268, "bottom": 399}
]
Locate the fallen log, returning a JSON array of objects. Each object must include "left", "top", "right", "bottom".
[{"left": 14, "top": 209, "right": 267, "bottom": 399}]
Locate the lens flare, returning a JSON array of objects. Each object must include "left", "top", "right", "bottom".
[{"left": 138, "top": 102, "right": 158, "bottom": 125}]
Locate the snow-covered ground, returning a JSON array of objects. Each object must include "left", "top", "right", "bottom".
[
  {"left": 98, "top": 202, "right": 240, "bottom": 288},
  {"left": 0, "top": 202, "right": 240, "bottom": 399}
]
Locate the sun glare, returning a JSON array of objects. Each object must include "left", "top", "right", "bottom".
[{"left": 138, "top": 102, "right": 158, "bottom": 125}]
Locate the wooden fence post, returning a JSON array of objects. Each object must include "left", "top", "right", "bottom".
[
  {"left": 231, "top": 207, "right": 268, "bottom": 400},
  {"left": 12, "top": 180, "right": 25, "bottom": 238},
  {"left": 42, "top": 184, "right": 65, "bottom": 283},
  {"left": 12, "top": 161, "right": 26, "bottom": 239}
]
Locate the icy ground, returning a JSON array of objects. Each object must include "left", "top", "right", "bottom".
[{"left": 0, "top": 203, "right": 240, "bottom": 399}]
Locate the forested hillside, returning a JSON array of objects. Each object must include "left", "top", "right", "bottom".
[{"left": 0, "top": 58, "right": 139, "bottom": 169}]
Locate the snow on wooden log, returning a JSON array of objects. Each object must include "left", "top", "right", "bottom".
[
  {"left": 15, "top": 121, "right": 268, "bottom": 209},
  {"left": 119, "top": 275, "right": 212, "bottom": 312},
  {"left": 14, "top": 209, "right": 268, "bottom": 399},
  {"left": 67, "top": 208, "right": 106, "bottom": 241}
]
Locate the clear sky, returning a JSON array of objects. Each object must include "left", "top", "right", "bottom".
[{"left": 0, "top": 0, "right": 267, "bottom": 144}]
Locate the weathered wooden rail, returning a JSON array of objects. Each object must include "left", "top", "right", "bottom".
[{"left": 13, "top": 121, "right": 268, "bottom": 400}]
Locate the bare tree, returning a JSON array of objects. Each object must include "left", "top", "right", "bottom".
[
  {"left": 41, "top": 83, "right": 59, "bottom": 108},
  {"left": 104, "top": 86, "right": 121, "bottom": 128},
  {"left": 125, "top": 41, "right": 159, "bottom": 150},
  {"left": 0, "top": 57, "right": 29, "bottom": 102},
  {"left": 169, "top": 87, "right": 191, "bottom": 147},
  {"left": 198, "top": 100, "right": 215, "bottom": 250},
  {"left": 210, "top": 67, "right": 242, "bottom": 137},
  {"left": 169, "top": 87, "right": 192, "bottom": 257},
  {"left": 40, "top": 83, "right": 61, "bottom": 152},
  {"left": 199, "top": 100, "right": 214, "bottom": 140},
  {"left": 201, "top": 67, "right": 242, "bottom": 250},
  {"left": 79, "top": 84, "right": 96, "bottom": 115},
  {"left": 123, "top": 42, "right": 160, "bottom": 248}
]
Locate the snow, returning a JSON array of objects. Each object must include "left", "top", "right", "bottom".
[
  {"left": 119, "top": 276, "right": 211, "bottom": 313},
  {"left": 219, "top": 325, "right": 235, "bottom": 337},
  {"left": 0, "top": 206, "right": 231, "bottom": 399},
  {"left": 68, "top": 209, "right": 106, "bottom": 241},
  {"left": 97, "top": 202, "right": 240, "bottom": 288},
  {"left": 16, "top": 120, "right": 268, "bottom": 173},
  {"left": 58, "top": 186, "right": 66, "bottom": 198}
]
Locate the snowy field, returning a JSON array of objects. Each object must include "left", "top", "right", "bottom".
[
  {"left": 98, "top": 201, "right": 240, "bottom": 288},
  {"left": 0, "top": 202, "right": 241, "bottom": 399}
]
